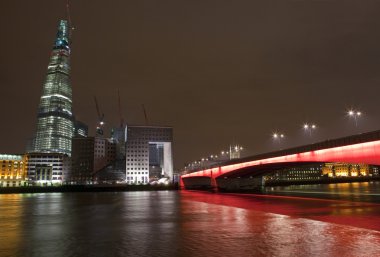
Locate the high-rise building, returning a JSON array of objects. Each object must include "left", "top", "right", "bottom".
[{"left": 31, "top": 20, "right": 74, "bottom": 156}]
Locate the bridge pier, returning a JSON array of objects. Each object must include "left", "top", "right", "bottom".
[
  {"left": 181, "top": 176, "right": 213, "bottom": 190},
  {"left": 181, "top": 175, "right": 264, "bottom": 192}
]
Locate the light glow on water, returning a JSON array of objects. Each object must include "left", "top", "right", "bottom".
[{"left": 1, "top": 187, "right": 380, "bottom": 257}]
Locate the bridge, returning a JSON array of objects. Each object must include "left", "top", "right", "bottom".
[{"left": 180, "top": 130, "right": 380, "bottom": 191}]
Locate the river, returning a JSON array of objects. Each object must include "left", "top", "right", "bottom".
[{"left": 1, "top": 182, "right": 380, "bottom": 257}]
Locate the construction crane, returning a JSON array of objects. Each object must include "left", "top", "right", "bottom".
[
  {"left": 142, "top": 104, "right": 149, "bottom": 125},
  {"left": 118, "top": 89, "right": 124, "bottom": 128},
  {"left": 94, "top": 96, "right": 105, "bottom": 136}
]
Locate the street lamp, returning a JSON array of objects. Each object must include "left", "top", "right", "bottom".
[
  {"left": 229, "top": 145, "right": 244, "bottom": 159},
  {"left": 303, "top": 123, "right": 317, "bottom": 137},
  {"left": 272, "top": 133, "right": 284, "bottom": 139},
  {"left": 347, "top": 109, "right": 362, "bottom": 127},
  {"left": 272, "top": 132, "right": 285, "bottom": 149},
  {"left": 221, "top": 151, "right": 227, "bottom": 160}
]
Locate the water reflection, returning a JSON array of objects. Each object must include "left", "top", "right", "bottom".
[
  {"left": 266, "top": 181, "right": 380, "bottom": 203},
  {"left": 0, "top": 194, "right": 24, "bottom": 257},
  {"left": 0, "top": 190, "right": 380, "bottom": 257},
  {"left": 180, "top": 191, "right": 380, "bottom": 256}
]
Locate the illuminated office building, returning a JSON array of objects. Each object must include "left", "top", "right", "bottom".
[
  {"left": 263, "top": 162, "right": 380, "bottom": 184},
  {"left": 125, "top": 125, "right": 173, "bottom": 184},
  {"left": 26, "top": 153, "right": 70, "bottom": 186},
  {"left": 263, "top": 164, "right": 323, "bottom": 183},
  {"left": 32, "top": 20, "right": 74, "bottom": 156}
]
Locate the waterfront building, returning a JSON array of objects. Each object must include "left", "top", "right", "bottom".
[
  {"left": 322, "top": 163, "right": 371, "bottom": 177},
  {"left": 93, "top": 127, "right": 126, "bottom": 183},
  {"left": 71, "top": 136, "right": 116, "bottom": 184},
  {"left": 26, "top": 153, "right": 70, "bottom": 186},
  {"left": 263, "top": 162, "right": 380, "bottom": 184},
  {"left": 71, "top": 137, "right": 95, "bottom": 183},
  {"left": 125, "top": 125, "right": 173, "bottom": 184},
  {"left": 263, "top": 164, "right": 324, "bottom": 183},
  {"left": 30, "top": 20, "right": 74, "bottom": 156},
  {"left": 0, "top": 154, "right": 28, "bottom": 187},
  {"left": 94, "top": 137, "right": 116, "bottom": 172}
]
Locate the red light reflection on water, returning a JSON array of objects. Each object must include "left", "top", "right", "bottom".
[
  {"left": 181, "top": 191, "right": 380, "bottom": 231},
  {"left": 179, "top": 191, "right": 380, "bottom": 256}
]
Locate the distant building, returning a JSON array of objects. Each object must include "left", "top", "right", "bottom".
[
  {"left": 0, "top": 154, "right": 28, "bottom": 187},
  {"left": 111, "top": 127, "right": 126, "bottom": 160},
  {"left": 94, "top": 137, "right": 116, "bottom": 172},
  {"left": 263, "top": 162, "right": 380, "bottom": 184},
  {"left": 26, "top": 153, "right": 70, "bottom": 186},
  {"left": 125, "top": 125, "right": 173, "bottom": 184},
  {"left": 71, "top": 137, "right": 95, "bottom": 183},
  {"left": 263, "top": 164, "right": 323, "bottom": 183},
  {"left": 30, "top": 20, "right": 75, "bottom": 156},
  {"left": 74, "top": 120, "right": 88, "bottom": 137},
  {"left": 322, "top": 163, "right": 373, "bottom": 177},
  {"left": 71, "top": 136, "right": 116, "bottom": 184},
  {"left": 94, "top": 127, "right": 126, "bottom": 183}
]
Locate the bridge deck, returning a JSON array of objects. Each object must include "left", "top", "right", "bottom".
[{"left": 188, "top": 130, "right": 380, "bottom": 174}]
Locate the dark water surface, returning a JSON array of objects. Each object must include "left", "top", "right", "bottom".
[{"left": 1, "top": 183, "right": 380, "bottom": 257}]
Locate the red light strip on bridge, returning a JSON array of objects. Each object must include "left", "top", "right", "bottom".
[{"left": 182, "top": 140, "right": 380, "bottom": 179}]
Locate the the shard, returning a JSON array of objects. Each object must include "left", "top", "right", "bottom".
[{"left": 32, "top": 20, "right": 74, "bottom": 156}]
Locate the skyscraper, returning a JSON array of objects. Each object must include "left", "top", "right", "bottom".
[{"left": 32, "top": 20, "right": 74, "bottom": 156}]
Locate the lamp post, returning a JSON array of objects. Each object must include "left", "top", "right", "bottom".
[
  {"left": 272, "top": 132, "right": 285, "bottom": 149},
  {"left": 272, "top": 133, "right": 284, "bottom": 139},
  {"left": 303, "top": 123, "right": 317, "bottom": 137},
  {"left": 348, "top": 110, "right": 362, "bottom": 127},
  {"left": 229, "top": 145, "right": 244, "bottom": 159}
]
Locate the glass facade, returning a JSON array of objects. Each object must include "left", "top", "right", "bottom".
[{"left": 33, "top": 20, "right": 74, "bottom": 156}]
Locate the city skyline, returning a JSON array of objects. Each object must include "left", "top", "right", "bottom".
[{"left": 2, "top": 1, "right": 380, "bottom": 168}]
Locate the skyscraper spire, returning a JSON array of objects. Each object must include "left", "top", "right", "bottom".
[
  {"left": 31, "top": 19, "right": 74, "bottom": 156},
  {"left": 66, "top": 0, "right": 74, "bottom": 39}
]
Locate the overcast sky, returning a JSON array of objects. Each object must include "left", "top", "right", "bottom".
[{"left": 2, "top": 0, "right": 380, "bottom": 168}]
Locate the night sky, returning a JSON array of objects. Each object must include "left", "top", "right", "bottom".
[{"left": 2, "top": 1, "right": 380, "bottom": 169}]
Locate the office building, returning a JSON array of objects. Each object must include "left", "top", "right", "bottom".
[
  {"left": 71, "top": 136, "right": 116, "bottom": 184},
  {"left": 125, "top": 125, "right": 173, "bottom": 184},
  {"left": 26, "top": 153, "right": 70, "bottom": 186}
]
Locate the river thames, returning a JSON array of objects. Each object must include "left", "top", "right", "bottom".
[{"left": 1, "top": 182, "right": 380, "bottom": 257}]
